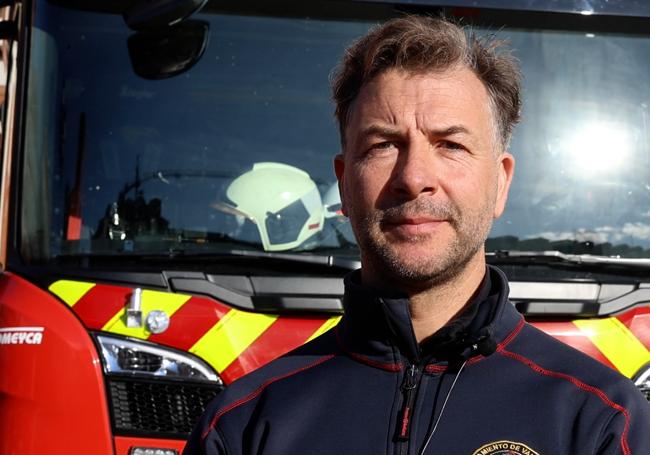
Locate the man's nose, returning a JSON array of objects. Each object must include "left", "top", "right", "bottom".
[{"left": 389, "top": 138, "right": 438, "bottom": 199}]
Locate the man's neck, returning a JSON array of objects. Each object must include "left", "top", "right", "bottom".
[
  {"left": 363, "top": 255, "right": 487, "bottom": 343},
  {"left": 408, "top": 260, "right": 486, "bottom": 343}
]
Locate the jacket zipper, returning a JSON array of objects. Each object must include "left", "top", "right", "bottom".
[{"left": 396, "top": 363, "right": 422, "bottom": 454}]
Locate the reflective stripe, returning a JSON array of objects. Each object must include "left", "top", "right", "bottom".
[
  {"left": 102, "top": 290, "right": 191, "bottom": 339},
  {"left": 190, "top": 310, "right": 277, "bottom": 373},
  {"left": 48, "top": 280, "right": 95, "bottom": 307},
  {"left": 219, "top": 315, "right": 330, "bottom": 384},
  {"left": 306, "top": 315, "right": 341, "bottom": 342},
  {"left": 574, "top": 318, "right": 650, "bottom": 378},
  {"left": 147, "top": 296, "right": 231, "bottom": 351},
  {"left": 48, "top": 279, "right": 338, "bottom": 381}
]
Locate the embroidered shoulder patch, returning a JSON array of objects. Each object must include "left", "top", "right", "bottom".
[{"left": 472, "top": 440, "right": 539, "bottom": 455}]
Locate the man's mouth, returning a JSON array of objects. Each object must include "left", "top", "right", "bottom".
[{"left": 383, "top": 216, "right": 446, "bottom": 236}]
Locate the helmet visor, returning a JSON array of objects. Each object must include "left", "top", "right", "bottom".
[{"left": 265, "top": 198, "right": 310, "bottom": 246}]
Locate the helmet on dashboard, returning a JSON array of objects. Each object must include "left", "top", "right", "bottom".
[{"left": 220, "top": 162, "right": 324, "bottom": 251}]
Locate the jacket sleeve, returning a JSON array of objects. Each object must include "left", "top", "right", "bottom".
[
  {"left": 183, "top": 422, "right": 229, "bottom": 455},
  {"left": 183, "top": 395, "right": 231, "bottom": 455},
  {"left": 596, "top": 386, "right": 650, "bottom": 454}
]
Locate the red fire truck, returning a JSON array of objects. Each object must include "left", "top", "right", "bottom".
[{"left": 1, "top": 0, "right": 650, "bottom": 453}]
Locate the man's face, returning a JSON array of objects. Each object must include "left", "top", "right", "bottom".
[{"left": 334, "top": 67, "right": 514, "bottom": 289}]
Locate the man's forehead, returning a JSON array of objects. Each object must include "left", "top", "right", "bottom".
[{"left": 345, "top": 67, "right": 492, "bottom": 137}]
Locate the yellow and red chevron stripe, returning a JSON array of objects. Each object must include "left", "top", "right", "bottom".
[
  {"left": 49, "top": 280, "right": 650, "bottom": 381},
  {"left": 48, "top": 280, "right": 341, "bottom": 384},
  {"left": 532, "top": 308, "right": 650, "bottom": 379}
]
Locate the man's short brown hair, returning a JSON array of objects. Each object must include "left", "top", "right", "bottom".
[{"left": 332, "top": 15, "right": 522, "bottom": 150}]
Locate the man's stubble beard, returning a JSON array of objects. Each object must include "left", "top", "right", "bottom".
[{"left": 351, "top": 198, "right": 494, "bottom": 289}]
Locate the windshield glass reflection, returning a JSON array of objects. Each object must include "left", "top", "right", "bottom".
[{"left": 21, "top": 1, "right": 650, "bottom": 262}]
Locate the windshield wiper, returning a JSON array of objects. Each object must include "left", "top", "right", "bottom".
[
  {"left": 170, "top": 248, "right": 361, "bottom": 270},
  {"left": 488, "top": 250, "right": 650, "bottom": 270},
  {"left": 55, "top": 248, "right": 361, "bottom": 271}
]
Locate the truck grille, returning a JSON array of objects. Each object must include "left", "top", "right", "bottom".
[{"left": 108, "top": 377, "right": 223, "bottom": 438}]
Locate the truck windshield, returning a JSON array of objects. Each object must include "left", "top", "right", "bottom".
[{"left": 20, "top": 1, "right": 650, "bottom": 264}]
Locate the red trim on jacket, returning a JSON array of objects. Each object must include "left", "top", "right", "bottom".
[
  {"left": 425, "top": 317, "right": 526, "bottom": 374},
  {"left": 201, "top": 354, "right": 336, "bottom": 441},
  {"left": 335, "top": 326, "right": 404, "bottom": 372},
  {"left": 496, "top": 317, "right": 526, "bottom": 351},
  {"left": 499, "top": 348, "right": 631, "bottom": 455}
]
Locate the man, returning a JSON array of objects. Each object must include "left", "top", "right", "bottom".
[{"left": 186, "top": 16, "right": 650, "bottom": 454}]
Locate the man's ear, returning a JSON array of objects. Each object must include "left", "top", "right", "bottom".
[
  {"left": 493, "top": 151, "right": 515, "bottom": 219},
  {"left": 333, "top": 153, "right": 348, "bottom": 216}
]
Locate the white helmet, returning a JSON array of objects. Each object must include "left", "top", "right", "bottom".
[
  {"left": 321, "top": 181, "right": 357, "bottom": 246},
  {"left": 322, "top": 182, "right": 344, "bottom": 218},
  {"left": 218, "top": 162, "right": 324, "bottom": 251}
]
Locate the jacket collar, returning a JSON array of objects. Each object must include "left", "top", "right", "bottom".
[{"left": 336, "top": 265, "right": 523, "bottom": 371}]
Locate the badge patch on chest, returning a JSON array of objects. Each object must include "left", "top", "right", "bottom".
[{"left": 472, "top": 440, "right": 539, "bottom": 455}]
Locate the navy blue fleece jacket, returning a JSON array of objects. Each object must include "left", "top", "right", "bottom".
[{"left": 185, "top": 266, "right": 650, "bottom": 454}]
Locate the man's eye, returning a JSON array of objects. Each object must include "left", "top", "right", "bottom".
[
  {"left": 358, "top": 141, "right": 399, "bottom": 160},
  {"left": 440, "top": 140, "right": 465, "bottom": 151},
  {"left": 370, "top": 141, "right": 397, "bottom": 152}
]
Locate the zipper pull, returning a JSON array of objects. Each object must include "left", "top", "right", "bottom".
[
  {"left": 397, "top": 364, "right": 419, "bottom": 441},
  {"left": 404, "top": 364, "right": 418, "bottom": 390}
]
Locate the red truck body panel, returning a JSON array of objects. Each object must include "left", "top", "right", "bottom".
[{"left": 0, "top": 273, "right": 113, "bottom": 454}]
